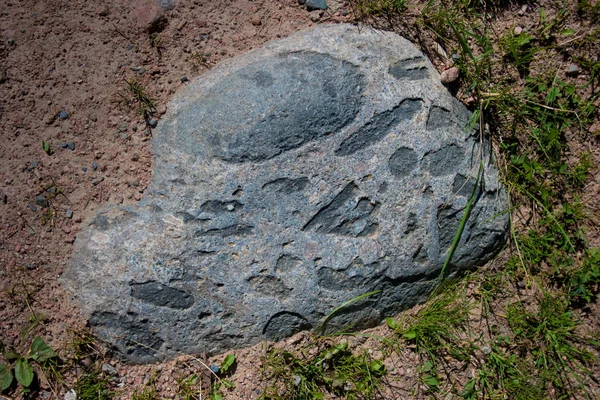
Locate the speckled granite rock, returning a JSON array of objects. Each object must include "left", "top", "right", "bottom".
[{"left": 62, "top": 24, "right": 509, "bottom": 363}]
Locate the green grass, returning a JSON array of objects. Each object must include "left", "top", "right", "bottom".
[
  {"left": 74, "top": 370, "right": 114, "bottom": 400},
  {"left": 261, "top": 341, "right": 386, "bottom": 399}
]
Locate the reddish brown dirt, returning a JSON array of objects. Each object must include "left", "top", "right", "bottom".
[{"left": 1, "top": 1, "right": 599, "bottom": 399}]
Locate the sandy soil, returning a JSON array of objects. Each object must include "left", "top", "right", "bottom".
[{"left": 1, "top": 0, "right": 598, "bottom": 399}]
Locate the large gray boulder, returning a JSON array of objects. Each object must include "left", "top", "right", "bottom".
[{"left": 62, "top": 24, "right": 509, "bottom": 363}]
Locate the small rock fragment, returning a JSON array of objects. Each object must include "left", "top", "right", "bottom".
[
  {"left": 306, "top": 0, "right": 327, "bottom": 10},
  {"left": 433, "top": 42, "right": 448, "bottom": 60},
  {"left": 440, "top": 66, "right": 460, "bottom": 84},
  {"left": 35, "top": 195, "right": 48, "bottom": 208},
  {"left": 92, "top": 161, "right": 99, "bottom": 171},
  {"left": 149, "top": 119, "right": 159, "bottom": 129},
  {"left": 82, "top": 167, "right": 88, "bottom": 172},
  {"left": 29, "top": 205, "right": 37, "bottom": 212},
  {"left": 98, "top": 5, "right": 110, "bottom": 16},
  {"left": 93, "top": 177, "right": 104, "bottom": 186},
  {"left": 566, "top": 64, "right": 581, "bottom": 77},
  {"left": 59, "top": 110, "right": 69, "bottom": 120},
  {"left": 309, "top": 11, "right": 321, "bottom": 21},
  {"left": 64, "top": 389, "right": 77, "bottom": 400},
  {"left": 180, "top": 75, "right": 189, "bottom": 83},
  {"left": 68, "top": 142, "right": 75, "bottom": 151},
  {"left": 298, "top": 0, "right": 306, "bottom": 4},
  {"left": 518, "top": 4, "right": 527, "bottom": 15},
  {"left": 102, "top": 363, "right": 118, "bottom": 376},
  {"left": 61, "top": 143, "right": 68, "bottom": 149},
  {"left": 66, "top": 209, "right": 73, "bottom": 219},
  {"left": 177, "top": 20, "right": 187, "bottom": 31},
  {"left": 514, "top": 26, "right": 523, "bottom": 35},
  {"left": 1, "top": 193, "right": 7, "bottom": 204},
  {"left": 251, "top": 16, "right": 262, "bottom": 26},
  {"left": 209, "top": 365, "right": 220, "bottom": 374}
]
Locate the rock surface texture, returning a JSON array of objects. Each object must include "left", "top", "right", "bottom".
[{"left": 62, "top": 24, "right": 509, "bottom": 363}]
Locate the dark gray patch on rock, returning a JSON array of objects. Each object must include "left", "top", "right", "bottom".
[
  {"left": 195, "top": 224, "right": 254, "bottom": 237},
  {"left": 89, "top": 312, "right": 165, "bottom": 363},
  {"left": 452, "top": 174, "right": 480, "bottom": 199},
  {"left": 388, "top": 57, "right": 429, "bottom": 81},
  {"left": 199, "top": 200, "right": 243, "bottom": 215},
  {"left": 423, "top": 144, "right": 464, "bottom": 176},
  {"left": 412, "top": 244, "right": 429, "bottom": 263},
  {"left": 426, "top": 106, "right": 451, "bottom": 131},
  {"left": 263, "top": 312, "right": 312, "bottom": 339},
  {"left": 303, "top": 182, "right": 379, "bottom": 237},
  {"left": 262, "top": 177, "right": 309, "bottom": 194},
  {"left": 178, "top": 51, "right": 364, "bottom": 163},
  {"left": 335, "top": 98, "right": 422, "bottom": 156},
  {"left": 389, "top": 147, "right": 419, "bottom": 177},
  {"left": 130, "top": 281, "right": 194, "bottom": 309}
]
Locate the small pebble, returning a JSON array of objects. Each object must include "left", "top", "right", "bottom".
[
  {"left": 7, "top": 38, "right": 15, "bottom": 46},
  {"left": 64, "top": 389, "right": 77, "bottom": 400},
  {"left": 440, "top": 66, "right": 460, "bottom": 84},
  {"left": 149, "top": 119, "right": 159, "bottom": 129},
  {"left": 481, "top": 345, "right": 492, "bottom": 355},
  {"left": 59, "top": 110, "right": 69, "bottom": 120},
  {"left": 61, "top": 143, "right": 68, "bottom": 149},
  {"left": 68, "top": 142, "right": 75, "bottom": 150},
  {"left": 298, "top": 0, "right": 306, "bottom": 4},
  {"left": 92, "top": 161, "right": 99, "bottom": 171},
  {"left": 518, "top": 4, "right": 527, "bottom": 15},
  {"left": 309, "top": 11, "right": 321, "bottom": 21},
  {"left": 566, "top": 63, "right": 581, "bottom": 77},
  {"left": 47, "top": 186, "right": 57, "bottom": 194},
  {"left": 251, "top": 16, "right": 262, "bottom": 26},
  {"left": 451, "top": 53, "right": 460, "bottom": 61},
  {"left": 82, "top": 167, "right": 88, "bottom": 172},
  {"left": 35, "top": 195, "right": 48, "bottom": 208},
  {"left": 180, "top": 76, "right": 189, "bottom": 83},
  {"left": 31, "top": 160, "right": 38, "bottom": 168},
  {"left": 209, "top": 365, "right": 220, "bottom": 374},
  {"left": 29, "top": 204, "right": 37, "bottom": 212},
  {"left": 306, "top": 0, "right": 328, "bottom": 10},
  {"left": 514, "top": 26, "right": 523, "bottom": 35},
  {"left": 102, "top": 363, "right": 119, "bottom": 376},
  {"left": 66, "top": 209, "right": 73, "bottom": 219}
]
